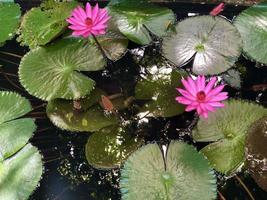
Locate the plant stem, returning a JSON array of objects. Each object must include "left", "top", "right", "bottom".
[
  {"left": 234, "top": 175, "right": 255, "bottom": 200},
  {"left": 0, "top": 51, "right": 22, "bottom": 58},
  {"left": 218, "top": 191, "right": 226, "bottom": 200}
]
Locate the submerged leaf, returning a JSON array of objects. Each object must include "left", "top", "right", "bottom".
[
  {"left": 163, "top": 15, "right": 242, "bottom": 75},
  {"left": 234, "top": 3, "right": 267, "bottom": 65},
  {"left": 0, "top": 2, "right": 21, "bottom": 44},
  {"left": 108, "top": 1, "right": 175, "bottom": 45},
  {"left": 193, "top": 100, "right": 267, "bottom": 174},
  {"left": 135, "top": 69, "right": 185, "bottom": 117},
  {"left": 17, "top": 1, "right": 77, "bottom": 48},
  {"left": 19, "top": 38, "right": 105, "bottom": 101},
  {"left": 246, "top": 116, "right": 267, "bottom": 192},
  {"left": 85, "top": 125, "right": 144, "bottom": 169},
  {"left": 120, "top": 141, "right": 217, "bottom": 200}
]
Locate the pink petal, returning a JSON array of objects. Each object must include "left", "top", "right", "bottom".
[
  {"left": 92, "top": 3, "right": 99, "bottom": 21},
  {"left": 187, "top": 77, "right": 197, "bottom": 94},
  {"left": 175, "top": 97, "right": 193, "bottom": 105},
  {"left": 206, "top": 85, "right": 225, "bottom": 98},
  {"left": 185, "top": 105, "right": 197, "bottom": 112},
  {"left": 197, "top": 75, "right": 206, "bottom": 92},
  {"left": 97, "top": 9, "right": 109, "bottom": 22},
  {"left": 208, "top": 92, "right": 228, "bottom": 102},
  {"left": 202, "top": 103, "right": 215, "bottom": 112},
  {"left": 204, "top": 77, "right": 217, "bottom": 94},
  {"left": 200, "top": 112, "right": 209, "bottom": 118},
  {"left": 92, "top": 24, "right": 107, "bottom": 31},
  {"left": 67, "top": 17, "right": 85, "bottom": 26},
  {"left": 208, "top": 102, "right": 225, "bottom": 108},
  {"left": 68, "top": 25, "right": 87, "bottom": 31},
  {"left": 177, "top": 88, "right": 195, "bottom": 101},
  {"left": 181, "top": 78, "right": 196, "bottom": 96},
  {"left": 85, "top": 2, "right": 92, "bottom": 18},
  {"left": 72, "top": 6, "right": 87, "bottom": 20}
]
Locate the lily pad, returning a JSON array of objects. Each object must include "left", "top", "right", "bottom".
[
  {"left": 0, "top": 91, "right": 42, "bottom": 200},
  {"left": 120, "top": 141, "right": 217, "bottom": 200},
  {"left": 0, "top": 2, "right": 21, "bottom": 44},
  {"left": 222, "top": 69, "right": 241, "bottom": 89},
  {"left": 163, "top": 15, "right": 242, "bottom": 75},
  {"left": 19, "top": 38, "right": 105, "bottom": 101},
  {"left": 245, "top": 116, "right": 267, "bottom": 192},
  {"left": 108, "top": 1, "right": 175, "bottom": 45},
  {"left": 234, "top": 3, "right": 267, "bottom": 65},
  {"left": 193, "top": 100, "right": 267, "bottom": 174},
  {"left": 17, "top": 1, "right": 77, "bottom": 48},
  {"left": 85, "top": 125, "right": 144, "bottom": 169},
  {"left": 135, "top": 69, "right": 185, "bottom": 117},
  {"left": 46, "top": 90, "right": 118, "bottom": 132}
]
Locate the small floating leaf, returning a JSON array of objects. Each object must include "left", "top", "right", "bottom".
[
  {"left": 108, "top": 1, "right": 175, "bottom": 45},
  {"left": 246, "top": 116, "right": 267, "bottom": 192},
  {"left": 46, "top": 90, "right": 118, "bottom": 132},
  {"left": 19, "top": 38, "right": 105, "bottom": 101},
  {"left": 17, "top": 1, "right": 77, "bottom": 48},
  {"left": 193, "top": 100, "right": 267, "bottom": 174},
  {"left": 135, "top": 70, "right": 185, "bottom": 117},
  {"left": 163, "top": 15, "right": 242, "bottom": 75},
  {"left": 85, "top": 125, "right": 144, "bottom": 169},
  {"left": 0, "top": 2, "right": 21, "bottom": 44},
  {"left": 234, "top": 3, "right": 267, "bottom": 65},
  {"left": 0, "top": 91, "right": 42, "bottom": 200},
  {"left": 120, "top": 141, "right": 217, "bottom": 200}
]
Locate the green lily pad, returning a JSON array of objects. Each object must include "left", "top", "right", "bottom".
[
  {"left": 163, "top": 15, "right": 242, "bottom": 75},
  {"left": 193, "top": 100, "right": 267, "bottom": 174},
  {"left": 85, "top": 125, "right": 144, "bottom": 169},
  {"left": 0, "top": 91, "right": 42, "bottom": 200},
  {"left": 234, "top": 3, "right": 267, "bottom": 64},
  {"left": 0, "top": 2, "right": 21, "bottom": 44},
  {"left": 120, "top": 141, "right": 217, "bottom": 200},
  {"left": 245, "top": 116, "right": 267, "bottom": 192},
  {"left": 135, "top": 69, "right": 185, "bottom": 117},
  {"left": 108, "top": 1, "right": 175, "bottom": 45},
  {"left": 222, "top": 69, "right": 241, "bottom": 89},
  {"left": 17, "top": 1, "right": 77, "bottom": 48},
  {"left": 46, "top": 90, "right": 118, "bottom": 132},
  {"left": 19, "top": 38, "right": 105, "bottom": 101}
]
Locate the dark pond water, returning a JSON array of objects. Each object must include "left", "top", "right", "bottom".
[{"left": 0, "top": 1, "right": 267, "bottom": 200}]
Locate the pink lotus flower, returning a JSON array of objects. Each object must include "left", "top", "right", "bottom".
[
  {"left": 176, "top": 76, "right": 228, "bottom": 118},
  {"left": 66, "top": 3, "right": 110, "bottom": 38}
]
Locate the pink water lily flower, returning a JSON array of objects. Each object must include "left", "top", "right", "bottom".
[
  {"left": 176, "top": 76, "right": 228, "bottom": 118},
  {"left": 66, "top": 3, "right": 110, "bottom": 38}
]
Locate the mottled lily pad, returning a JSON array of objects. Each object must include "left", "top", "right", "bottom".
[
  {"left": 135, "top": 69, "right": 185, "bottom": 117},
  {"left": 163, "top": 15, "right": 242, "bottom": 75},
  {"left": 120, "top": 141, "right": 217, "bottom": 200},
  {"left": 193, "top": 100, "right": 267, "bottom": 174},
  {"left": 85, "top": 125, "right": 144, "bottom": 169},
  {"left": 46, "top": 89, "right": 118, "bottom": 132},
  {"left": 0, "top": 2, "right": 21, "bottom": 44},
  {"left": 222, "top": 69, "right": 241, "bottom": 89},
  {"left": 17, "top": 1, "right": 77, "bottom": 48},
  {"left": 246, "top": 116, "right": 267, "bottom": 192},
  {"left": 234, "top": 3, "right": 267, "bottom": 65},
  {"left": 108, "top": 1, "right": 175, "bottom": 45},
  {"left": 0, "top": 91, "right": 42, "bottom": 200},
  {"left": 19, "top": 38, "right": 105, "bottom": 101}
]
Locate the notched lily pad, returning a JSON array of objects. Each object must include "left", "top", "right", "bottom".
[
  {"left": 120, "top": 141, "right": 217, "bottom": 200},
  {"left": 85, "top": 125, "right": 144, "bottom": 169},
  {"left": 17, "top": 1, "right": 77, "bottom": 48},
  {"left": 135, "top": 69, "right": 185, "bottom": 117},
  {"left": 19, "top": 38, "right": 106, "bottom": 101},
  {"left": 193, "top": 100, "right": 267, "bottom": 174},
  {"left": 246, "top": 116, "right": 267, "bottom": 192},
  {"left": 108, "top": 1, "right": 175, "bottom": 45},
  {"left": 0, "top": 2, "right": 21, "bottom": 44},
  {"left": 46, "top": 90, "right": 118, "bottom": 132},
  {"left": 0, "top": 91, "right": 42, "bottom": 200},
  {"left": 234, "top": 3, "right": 267, "bottom": 65},
  {"left": 163, "top": 15, "right": 242, "bottom": 75}
]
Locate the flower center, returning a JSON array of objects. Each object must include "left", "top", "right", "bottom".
[
  {"left": 196, "top": 91, "right": 206, "bottom": 102},
  {"left": 85, "top": 18, "right": 93, "bottom": 27}
]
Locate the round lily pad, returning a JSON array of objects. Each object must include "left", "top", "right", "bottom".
[
  {"left": 0, "top": 2, "right": 21, "bottom": 44},
  {"left": 234, "top": 3, "right": 267, "bottom": 65},
  {"left": 108, "top": 1, "right": 175, "bottom": 45},
  {"left": 193, "top": 100, "right": 267, "bottom": 174},
  {"left": 163, "top": 15, "right": 242, "bottom": 75},
  {"left": 17, "top": 1, "right": 77, "bottom": 48},
  {"left": 85, "top": 125, "right": 144, "bottom": 169},
  {"left": 246, "top": 116, "right": 267, "bottom": 192},
  {"left": 0, "top": 91, "right": 42, "bottom": 200},
  {"left": 46, "top": 90, "right": 118, "bottom": 132},
  {"left": 120, "top": 141, "right": 217, "bottom": 200},
  {"left": 135, "top": 69, "right": 185, "bottom": 117},
  {"left": 19, "top": 38, "right": 105, "bottom": 101}
]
